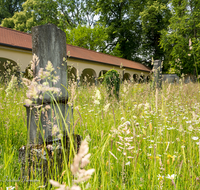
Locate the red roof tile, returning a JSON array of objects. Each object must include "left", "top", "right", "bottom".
[{"left": 0, "top": 26, "right": 151, "bottom": 72}]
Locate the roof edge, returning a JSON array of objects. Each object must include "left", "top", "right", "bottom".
[
  {"left": 68, "top": 56, "right": 150, "bottom": 73},
  {"left": 67, "top": 44, "right": 150, "bottom": 70},
  {"left": 0, "top": 26, "right": 32, "bottom": 36},
  {"left": 0, "top": 43, "right": 32, "bottom": 51}
]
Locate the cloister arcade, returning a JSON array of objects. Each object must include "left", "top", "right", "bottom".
[
  {"left": 0, "top": 45, "right": 151, "bottom": 85},
  {"left": 66, "top": 58, "right": 151, "bottom": 85}
]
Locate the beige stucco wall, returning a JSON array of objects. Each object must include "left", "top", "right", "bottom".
[
  {"left": 0, "top": 45, "right": 150, "bottom": 79},
  {"left": 0, "top": 45, "right": 32, "bottom": 71},
  {"left": 67, "top": 58, "right": 150, "bottom": 79}
]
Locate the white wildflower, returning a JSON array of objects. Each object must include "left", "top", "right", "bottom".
[
  {"left": 166, "top": 174, "right": 176, "bottom": 180},
  {"left": 103, "top": 103, "right": 110, "bottom": 112},
  {"left": 94, "top": 100, "right": 100, "bottom": 105},
  {"left": 157, "top": 174, "right": 164, "bottom": 180},
  {"left": 125, "top": 161, "right": 130, "bottom": 166},
  {"left": 192, "top": 137, "right": 198, "bottom": 141}
]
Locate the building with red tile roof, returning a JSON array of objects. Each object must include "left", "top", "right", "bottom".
[{"left": 0, "top": 26, "right": 151, "bottom": 82}]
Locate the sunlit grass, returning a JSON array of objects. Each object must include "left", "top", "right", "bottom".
[{"left": 1, "top": 81, "right": 200, "bottom": 189}]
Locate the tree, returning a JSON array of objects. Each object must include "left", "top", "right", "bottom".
[
  {"left": 96, "top": 0, "right": 145, "bottom": 61},
  {"left": 140, "top": 0, "right": 171, "bottom": 63},
  {"left": 160, "top": 0, "right": 200, "bottom": 76},
  {"left": 66, "top": 24, "right": 108, "bottom": 52},
  {"left": 1, "top": 0, "right": 96, "bottom": 32},
  {"left": 0, "top": 0, "right": 25, "bottom": 24}
]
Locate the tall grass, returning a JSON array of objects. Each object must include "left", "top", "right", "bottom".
[{"left": 1, "top": 80, "right": 200, "bottom": 189}]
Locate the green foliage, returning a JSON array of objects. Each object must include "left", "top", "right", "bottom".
[
  {"left": 2, "top": 0, "right": 60, "bottom": 32},
  {"left": 0, "top": 0, "right": 25, "bottom": 24},
  {"left": 140, "top": 0, "right": 171, "bottom": 62},
  {"left": 102, "top": 69, "right": 120, "bottom": 99},
  {"left": 1, "top": 0, "right": 96, "bottom": 32},
  {"left": 96, "top": 0, "right": 144, "bottom": 60},
  {"left": 2, "top": 83, "right": 200, "bottom": 189},
  {"left": 160, "top": 0, "right": 200, "bottom": 76},
  {"left": 66, "top": 24, "right": 108, "bottom": 52}
]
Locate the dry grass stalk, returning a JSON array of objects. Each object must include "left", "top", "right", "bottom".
[{"left": 50, "top": 139, "right": 94, "bottom": 190}]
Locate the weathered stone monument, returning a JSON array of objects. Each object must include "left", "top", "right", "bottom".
[
  {"left": 27, "top": 23, "right": 70, "bottom": 144},
  {"left": 19, "top": 24, "right": 81, "bottom": 183},
  {"left": 153, "top": 60, "right": 162, "bottom": 89}
]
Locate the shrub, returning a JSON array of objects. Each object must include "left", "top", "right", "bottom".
[{"left": 102, "top": 69, "right": 120, "bottom": 99}]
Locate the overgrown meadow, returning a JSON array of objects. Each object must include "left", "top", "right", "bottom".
[{"left": 1, "top": 78, "right": 200, "bottom": 189}]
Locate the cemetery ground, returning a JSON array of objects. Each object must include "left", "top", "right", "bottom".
[{"left": 1, "top": 81, "right": 200, "bottom": 189}]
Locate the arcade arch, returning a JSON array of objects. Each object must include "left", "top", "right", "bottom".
[
  {"left": 67, "top": 66, "right": 77, "bottom": 82},
  {"left": 80, "top": 68, "right": 96, "bottom": 85},
  {"left": 0, "top": 57, "right": 20, "bottom": 82},
  {"left": 133, "top": 74, "right": 139, "bottom": 83},
  {"left": 123, "top": 73, "right": 131, "bottom": 82}
]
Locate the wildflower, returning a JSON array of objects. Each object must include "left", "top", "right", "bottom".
[
  {"left": 92, "top": 88, "right": 101, "bottom": 105},
  {"left": 94, "top": 100, "right": 100, "bottom": 105},
  {"left": 144, "top": 102, "right": 149, "bottom": 110},
  {"left": 166, "top": 174, "right": 176, "bottom": 180},
  {"left": 95, "top": 88, "right": 101, "bottom": 100},
  {"left": 135, "top": 122, "right": 139, "bottom": 126},
  {"left": 157, "top": 174, "right": 164, "bottom": 180},
  {"left": 192, "top": 137, "right": 198, "bottom": 141},
  {"left": 103, "top": 103, "right": 110, "bottom": 112},
  {"left": 6, "top": 187, "right": 15, "bottom": 190},
  {"left": 188, "top": 125, "right": 193, "bottom": 131},
  {"left": 125, "top": 161, "right": 131, "bottom": 165}
]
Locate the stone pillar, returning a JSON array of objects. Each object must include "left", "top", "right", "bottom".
[
  {"left": 94, "top": 77, "right": 97, "bottom": 86},
  {"left": 153, "top": 60, "right": 162, "bottom": 89},
  {"left": 26, "top": 24, "right": 71, "bottom": 144}
]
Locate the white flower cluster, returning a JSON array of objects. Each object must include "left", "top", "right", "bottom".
[
  {"left": 110, "top": 119, "right": 134, "bottom": 163},
  {"left": 92, "top": 87, "right": 101, "bottom": 105}
]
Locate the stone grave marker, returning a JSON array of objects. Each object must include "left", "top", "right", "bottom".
[
  {"left": 153, "top": 60, "right": 162, "bottom": 89},
  {"left": 19, "top": 24, "right": 81, "bottom": 183},
  {"left": 26, "top": 23, "right": 70, "bottom": 144}
]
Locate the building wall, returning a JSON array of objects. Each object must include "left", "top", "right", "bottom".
[
  {"left": 68, "top": 58, "right": 150, "bottom": 80},
  {"left": 0, "top": 45, "right": 32, "bottom": 71},
  {"left": 0, "top": 45, "right": 150, "bottom": 82}
]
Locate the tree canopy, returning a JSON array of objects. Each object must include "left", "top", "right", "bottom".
[
  {"left": 0, "top": 0, "right": 26, "bottom": 24},
  {"left": 1, "top": 0, "right": 200, "bottom": 75}
]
